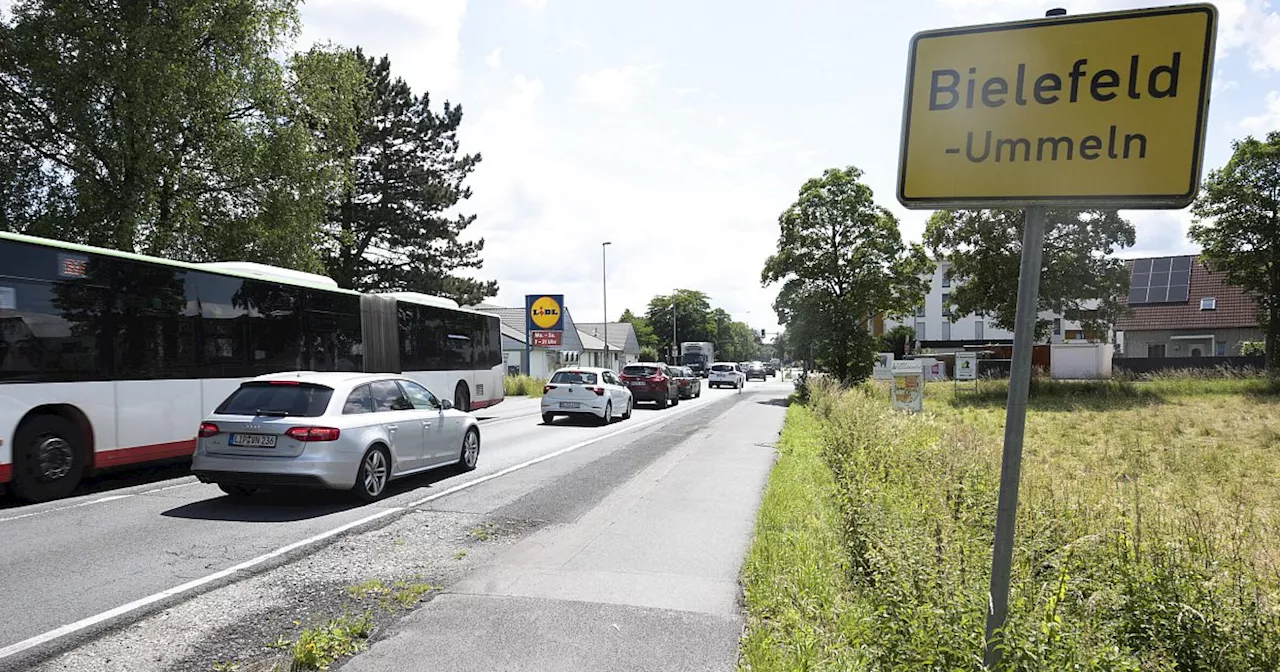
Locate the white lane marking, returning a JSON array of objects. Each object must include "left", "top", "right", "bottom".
[
  {"left": 0, "top": 389, "right": 730, "bottom": 661},
  {"left": 0, "top": 480, "right": 202, "bottom": 525},
  {"left": 407, "top": 390, "right": 718, "bottom": 507},
  {"left": 146, "top": 481, "right": 200, "bottom": 494},
  {"left": 477, "top": 412, "right": 543, "bottom": 427},
  {"left": 0, "top": 506, "right": 404, "bottom": 661},
  {"left": 0, "top": 494, "right": 135, "bottom": 524}
]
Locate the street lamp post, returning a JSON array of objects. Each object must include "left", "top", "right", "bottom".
[
  {"left": 602, "top": 242, "right": 611, "bottom": 370},
  {"left": 671, "top": 303, "right": 677, "bottom": 364}
]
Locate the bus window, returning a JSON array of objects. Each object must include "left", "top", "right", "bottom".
[{"left": 0, "top": 278, "right": 109, "bottom": 382}]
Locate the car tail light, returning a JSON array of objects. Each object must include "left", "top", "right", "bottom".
[
  {"left": 198, "top": 422, "right": 219, "bottom": 438},
  {"left": 268, "top": 380, "right": 300, "bottom": 385},
  {"left": 544, "top": 384, "right": 557, "bottom": 394},
  {"left": 285, "top": 426, "right": 341, "bottom": 442},
  {"left": 588, "top": 386, "right": 605, "bottom": 396}
]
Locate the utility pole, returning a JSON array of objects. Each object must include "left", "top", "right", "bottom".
[
  {"left": 602, "top": 241, "right": 611, "bottom": 370},
  {"left": 671, "top": 301, "right": 678, "bottom": 364}
]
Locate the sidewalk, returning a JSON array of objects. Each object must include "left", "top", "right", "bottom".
[{"left": 343, "top": 392, "right": 784, "bottom": 672}]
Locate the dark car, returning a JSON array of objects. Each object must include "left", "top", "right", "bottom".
[
  {"left": 745, "top": 361, "right": 768, "bottom": 381},
  {"left": 763, "top": 362, "right": 777, "bottom": 377},
  {"left": 673, "top": 366, "right": 702, "bottom": 400},
  {"left": 619, "top": 362, "right": 680, "bottom": 408}
]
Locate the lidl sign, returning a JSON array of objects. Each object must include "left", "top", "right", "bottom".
[
  {"left": 897, "top": 4, "right": 1216, "bottom": 209},
  {"left": 525, "top": 294, "right": 564, "bottom": 332}
]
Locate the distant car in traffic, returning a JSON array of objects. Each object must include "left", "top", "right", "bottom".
[
  {"left": 745, "top": 361, "right": 768, "bottom": 381},
  {"left": 541, "top": 367, "right": 633, "bottom": 425},
  {"left": 708, "top": 362, "right": 744, "bottom": 389},
  {"left": 673, "top": 366, "right": 702, "bottom": 400},
  {"left": 763, "top": 362, "right": 777, "bottom": 377},
  {"left": 619, "top": 362, "right": 681, "bottom": 408},
  {"left": 192, "top": 372, "right": 480, "bottom": 502}
]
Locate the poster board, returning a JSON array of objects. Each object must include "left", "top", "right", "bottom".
[
  {"left": 873, "top": 353, "right": 894, "bottom": 380},
  {"left": 955, "top": 352, "right": 977, "bottom": 381},
  {"left": 891, "top": 360, "right": 925, "bottom": 413}
]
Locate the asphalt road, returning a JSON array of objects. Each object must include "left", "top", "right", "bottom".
[{"left": 0, "top": 377, "right": 789, "bottom": 666}]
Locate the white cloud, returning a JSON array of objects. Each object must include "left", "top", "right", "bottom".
[
  {"left": 933, "top": 0, "right": 1280, "bottom": 72},
  {"left": 1239, "top": 90, "right": 1280, "bottom": 134},
  {"left": 460, "top": 72, "right": 797, "bottom": 331},
  {"left": 517, "top": 0, "right": 547, "bottom": 9},
  {"left": 297, "top": 0, "right": 468, "bottom": 96},
  {"left": 485, "top": 47, "right": 503, "bottom": 69},
  {"left": 575, "top": 65, "right": 660, "bottom": 109}
]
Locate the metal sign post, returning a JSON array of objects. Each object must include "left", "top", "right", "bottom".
[
  {"left": 982, "top": 205, "right": 1046, "bottom": 665},
  {"left": 894, "top": 4, "right": 1216, "bottom": 667}
]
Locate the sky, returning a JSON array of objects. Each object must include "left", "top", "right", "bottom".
[{"left": 296, "top": 0, "right": 1280, "bottom": 336}]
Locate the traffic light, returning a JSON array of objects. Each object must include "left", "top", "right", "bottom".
[{"left": 761, "top": 329, "right": 767, "bottom": 339}]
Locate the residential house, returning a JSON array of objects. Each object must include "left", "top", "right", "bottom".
[
  {"left": 882, "top": 260, "right": 1089, "bottom": 352},
  {"left": 574, "top": 322, "right": 641, "bottom": 370},
  {"left": 472, "top": 306, "right": 642, "bottom": 376},
  {"left": 1114, "top": 255, "right": 1262, "bottom": 358},
  {"left": 473, "top": 303, "right": 584, "bottom": 378}
]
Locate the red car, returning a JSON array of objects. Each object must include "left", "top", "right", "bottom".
[{"left": 619, "top": 363, "right": 680, "bottom": 408}]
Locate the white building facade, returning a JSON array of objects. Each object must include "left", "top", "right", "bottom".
[{"left": 884, "top": 261, "right": 1091, "bottom": 350}]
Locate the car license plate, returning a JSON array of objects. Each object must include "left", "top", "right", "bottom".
[
  {"left": 560, "top": 402, "right": 580, "bottom": 409},
  {"left": 627, "top": 381, "right": 643, "bottom": 386},
  {"left": 229, "top": 433, "right": 277, "bottom": 448}
]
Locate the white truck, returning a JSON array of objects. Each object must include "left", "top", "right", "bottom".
[{"left": 680, "top": 342, "right": 715, "bottom": 377}]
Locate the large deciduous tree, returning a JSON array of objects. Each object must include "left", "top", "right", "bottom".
[
  {"left": 321, "top": 50, "right": 496, "bottom": 304},
  {"left": 924, "top": 209, "right": 1134, "bottom": 341},
  {"left": 0, "top": 0, "right": 359, "bottom": 269},
  {"left": 1190, "top": 132, "right": 1280, "bottom": 375},
  {"left": 762, "top": 166, "right": 932, "bottom": 383},
  {"left": 645, "top": 289, "right": 713, "bottom": 360},
  {"left": 618, "top": 309, "right": 660, "bottom": 352}
]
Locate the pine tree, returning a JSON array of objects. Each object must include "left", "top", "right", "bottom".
[{"left": 322, "top": 50, "right": 497, "bottom": 304}]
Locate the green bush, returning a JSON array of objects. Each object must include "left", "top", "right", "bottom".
[{"left": 503, "top": 375, "right": 546, "bottom": 398}]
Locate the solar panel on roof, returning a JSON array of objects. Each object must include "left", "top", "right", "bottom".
[{"left": 1128, "top": 255, "right": 1194, "bottom": 304}]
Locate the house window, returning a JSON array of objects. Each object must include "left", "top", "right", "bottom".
[
  {"left": 915, "top": 303, "right": 926, "bottom": 318},
  {"left": 941, "top": 293, "right": 951, "bottom": 317},
  {"left": 1053, "top": 318, "right": 1062, "bottom": 335},
  {"left": 1147, "top": 343, "right": 1166, "bottom": 358},
  {"left": 914, "top": 321, "right": 926, "bottom": 341},
  {"left": 1200, "top": 297, "right": 1217, "bottom": 310},
  {"left": 942, "top": 321, "right": 951, "bottom": 340},
  {"left": 1216, "top": 342, "right": 1227, "bottom": 357},
  {"left": 974, "top": 321, "right": 984, "bottom": 340},
  {"left": 942, "top": 270, "right": 951, "bottom": 288}
]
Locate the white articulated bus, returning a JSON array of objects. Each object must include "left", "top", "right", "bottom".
[{"left": 0, "top": 231, "right": 503, "bottom": 502}]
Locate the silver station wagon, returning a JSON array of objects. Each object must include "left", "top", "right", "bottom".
[{"left": 192, "top": 372, "right": 481, "bottom": 501}]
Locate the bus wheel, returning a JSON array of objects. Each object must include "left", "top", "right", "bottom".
[
  {"left": 13, "top": 415, "right": 86, "bottom": 503},
  {"left": 454, "top": 383, "right": 471, "bottom": 413}
]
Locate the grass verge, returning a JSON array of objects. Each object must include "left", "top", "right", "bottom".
[
  {"left": 740, "top": 377, "right": 1280, "bottom": 670},
  {"left": 739, "top": 404, "right": 865, "bottom": 669},
  {"left": 503, "top": 375, "right": 546, "bottom": 398}
]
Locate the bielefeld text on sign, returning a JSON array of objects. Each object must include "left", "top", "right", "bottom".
[{"left": 896, "top": 4, "right": 1216, "bottom": 210}]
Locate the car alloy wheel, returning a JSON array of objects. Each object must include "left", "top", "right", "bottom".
[
  {"left": 460, "top": 429, "right": 480, "bottom": 471},
  {"left": 356, "top": 448, "right": 389, "bottom": 501}
]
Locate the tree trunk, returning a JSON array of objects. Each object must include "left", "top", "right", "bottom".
[{"left": 1267, "top": 316, "right": 1279, "bottom": 379}]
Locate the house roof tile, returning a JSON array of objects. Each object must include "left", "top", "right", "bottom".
[{"left": 1115, "top": 256, "right": 1260, "bottom": 331}]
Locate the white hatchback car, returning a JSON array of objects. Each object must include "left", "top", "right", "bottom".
[
  {"left": 708, "top": 361, "right": 745, "bottom": 389},
  {"left": 192, "top": 372, "right": 480, "bottom": 501},
  {"left": 541, "top": 367, "right": 633, "bottom": 425}
]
